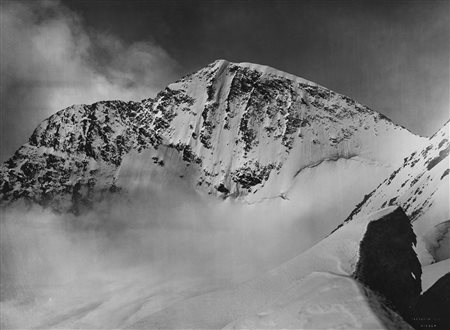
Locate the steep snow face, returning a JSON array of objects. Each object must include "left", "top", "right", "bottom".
[
  {"left": 344, "top": 121, "right": 450, "bottom": 264},
  {"left": 0, "top": 60, "right": 425, "bottom": 212},
  {"left": 149, "top": 59, "right": 424, "bottom": 201}
]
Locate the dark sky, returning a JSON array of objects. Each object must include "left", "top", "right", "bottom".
[{"left": 1, "top": 0, "right": 449, "bottom": 161}]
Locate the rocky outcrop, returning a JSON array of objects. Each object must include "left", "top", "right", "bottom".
[
  {"left": 354, "top": 207, "right": 422, "bottom": 318},
  {"left": 352, "top": 206, "right": 450, "bottom": 328}
]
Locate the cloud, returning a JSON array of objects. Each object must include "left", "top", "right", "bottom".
[
  {"left": 0, "top": 175, "right": 314, "bottom": 328},
  {"left": 0, "top": 0, "right": 179, "bottom": 161}
]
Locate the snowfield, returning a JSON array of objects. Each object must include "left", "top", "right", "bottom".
[{"left": 223, "top": 272, "right": 409, "bottom": 330}]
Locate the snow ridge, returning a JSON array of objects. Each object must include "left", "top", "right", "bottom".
[{"left": 342, "top": 121, "right": 450, "bottom": 263}]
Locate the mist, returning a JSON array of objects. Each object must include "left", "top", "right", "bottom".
[
  {"left": 0, "top": 174, "right": 324, "bottom": 329},
  {"left": 0, "top": 0, "right": 179, "bottom": 162}
]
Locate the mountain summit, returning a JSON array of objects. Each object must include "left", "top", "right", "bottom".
[{"left": 0, "top": 60, "right": 425, "bottom": 215}]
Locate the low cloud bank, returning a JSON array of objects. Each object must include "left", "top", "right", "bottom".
[
  {"left": 0, "top": 179, "right": 311, "bottom": 299},
  {"left": 0, "top": 167, "right": 345, "bottom": 328},
  {"left": 1, "top": 0, "right": 179, "bottom": 161}
]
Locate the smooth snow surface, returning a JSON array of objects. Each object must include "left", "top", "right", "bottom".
[
  {"left": 127, "top": 207, "right": 401, "bottom": 329},
  {"left": 224, "top": 272, "right": 406, "bottom": 330},
  {"left": 422, "top": 259, "right": 450, "bottom": 292}
]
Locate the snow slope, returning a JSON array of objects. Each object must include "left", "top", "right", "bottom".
[
  {"left": 343, "top": 121, "right": 450, "bottom": 264},
  {"left": 422, "top": 259, "right": 450, "bottom": 292},
  {"left": 127, "top": 207, "right": 411, "bottom": 329},
  {"left": 224, "top": 272, "right": 411, "bottom": 330}
]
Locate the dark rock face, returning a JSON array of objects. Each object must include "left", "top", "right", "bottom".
[
  {"left": 230, "top": 162, "right": 277, "bottom": 190},
  {"left": 412, "top": 273, "right": 450, "bottom": 330},
  {"left": 0, "top": 100, "right": 157, "bottom": 213},
  {"left": 426, "top": 146, "right": 449, "bottom": 171},
  {"left": 354, "top": 207, "right": 422, "bottom": 318}
]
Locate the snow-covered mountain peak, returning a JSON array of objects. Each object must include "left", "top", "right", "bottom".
[
  {"left": 145, "top": 60, "right": 425, "bottom": 199},
  {"left": 1, "top": 60, "right": 426, "bottom": 212},
  {"left": 221, "top": 60, "right": 318, "bottom": 86}
]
